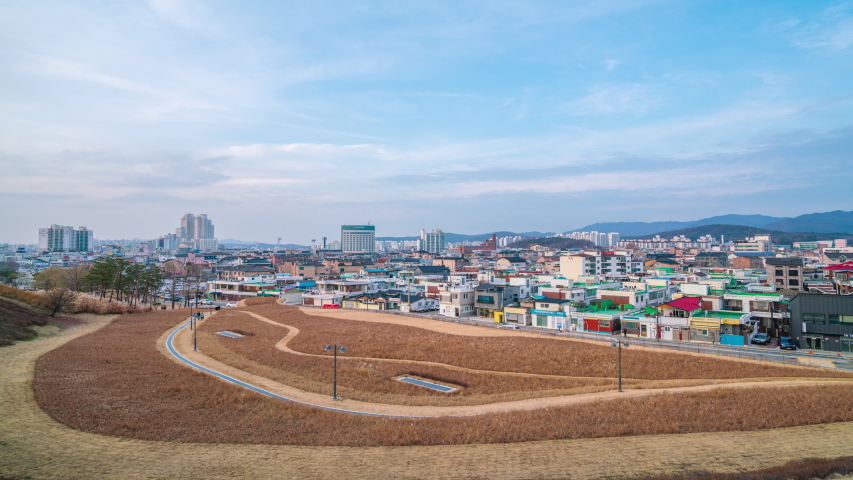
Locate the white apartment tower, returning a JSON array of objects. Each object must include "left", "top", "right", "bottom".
[
  {"left": 38, "top": 225, "right": 93, "bottom": 253},
  {"left": 418, "top": 229, "right": 446, "bottom": 254}
]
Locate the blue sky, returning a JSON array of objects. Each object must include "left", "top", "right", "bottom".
[{"left": 1, "top": 0, "right": 852, "bottom": 244}]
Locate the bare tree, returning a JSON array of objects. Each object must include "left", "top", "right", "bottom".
[{"left": 43, "top": 288, "right": 78, "bottom": 317}]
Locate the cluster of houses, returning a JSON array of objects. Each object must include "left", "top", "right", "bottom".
[{"left": 4, "top": 236, "right": 853, "bottom": 352}]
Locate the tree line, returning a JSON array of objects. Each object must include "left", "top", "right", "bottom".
[{"left": 33, "top": 257, "right": 165, "bottom": 307}]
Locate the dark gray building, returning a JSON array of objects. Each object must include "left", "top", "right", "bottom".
[
  {"left": 789, "top": 294, "right": 853, "bottom": 352},
  {"left": 474, "top": 283, "right": 521, "bottom": 318}
]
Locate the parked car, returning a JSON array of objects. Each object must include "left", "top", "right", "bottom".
[
  {"left": 779, "top": 337, "right": 798, "bottom": 350},
  {"left": 752, "top": 333, "right": 771, "bottom": 345},
  {"left": 200, "top": 299, "right": 214, "bottom": 306},
  {"left": 500, "top": 324, "right": 521, "bottom": 330},
  {"left": 224, "top": 302, "right": 238, "bottom": 308}
]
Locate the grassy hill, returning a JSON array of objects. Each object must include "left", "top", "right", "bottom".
[
  {"left": 508, "top": 237, "right": 594, "bottom": 249},
  {"left": 631, "top": 224, "right": 853, "bottom": 245}
]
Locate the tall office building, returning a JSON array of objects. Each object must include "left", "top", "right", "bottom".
[
  {"left": 418, "top": 229, "right": 446, "bottom": 254},
  {"left": 341, "top": 224, "right": 375, "bottom": 253},
  {"left": 38, "top": 225, "right": 93, "bottom": 253}
]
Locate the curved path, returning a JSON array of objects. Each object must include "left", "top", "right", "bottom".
[
  {"left": 246, "top": 311, "right": 831, "bottom": 388},
  {"left": 6, "top": 312, "right": 853, "bottom": 479},
  {"left": 163, "top": 310, "right": 853, "bottom": 418}
]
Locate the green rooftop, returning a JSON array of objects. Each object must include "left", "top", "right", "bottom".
[{"left": 725, "top": 292, "right": 782, "bottom": 297}]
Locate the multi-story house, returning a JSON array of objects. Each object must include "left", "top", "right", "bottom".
[
  {"left": 496, "top": 256, "right": 527, "bottom": 271},
  {"left": 474, "top": 283, "right": 521, "bottom": 319},
  {"left": 535, "top": 256, "right": 561, "bottom": 273},
  {"left": 559, "top": 251, "right": 635, "bottom": 280},
  {"left": 731, "top": 253, "right": 769, "bottom": 270},
  {"left": 789, "top": 294, "right": 853, "bottom": 352},
  {"left": 439, "top": 285, "right": 475, "bottom": 318},
  {"left": 722, "top": 292, "right": 790, "bottom": 336},
  {"left": 766, "top": 258, "right": 804, "bottom": 290},
  {"left": 694, "top": 252, "right": 729, "bottom": 268},
  {"left": 821, "top": 252, "right": 853, "bottom": 266}
]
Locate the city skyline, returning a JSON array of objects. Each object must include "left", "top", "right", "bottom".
[{"left": 1, "top": 1, "right": 852, "bottom": 244}]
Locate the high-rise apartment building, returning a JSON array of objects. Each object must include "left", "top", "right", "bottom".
[
  {"left": 418, "top": 229, "right": 446, "bottom": 254},
  {"left": 341, "top": 224, "right": 375, "bottom": 253},
  {"left": 38, "top": 225, "right": 93, "bottom": 253},
  {"left": 178, "top": 213, "right": 214, "bottom": 240}
]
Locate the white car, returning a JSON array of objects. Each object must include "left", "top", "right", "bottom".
[{"left": 224, "top": 302, "right": 238, "bottom": 308}]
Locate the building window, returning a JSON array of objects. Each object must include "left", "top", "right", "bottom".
[
  {"left": 829, "top": 315, "right": 853, "bottom": 324},
  {"left": 477, "top": 295, "right": 494, "bottom": 304},
  {"left": 803, "top": 313, "right": 825, "bottom": 323},
  {"left": 599, "top": 320, "right": 610, "bottom": 328},
  {"left": 700, "top": 329, "right": 708, "bottom": 336},
  {"left": 537, "top": 316, "right": 548, "bottom": 327},
  {"left": 775, "top": 269, "right": 784, "bottom": 276},
  {"left": 789, "top": 279, "right": 799, "bottom": 286}
]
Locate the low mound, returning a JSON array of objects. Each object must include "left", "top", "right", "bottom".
[
  {"left": 32, "top": 307, "right": 853, "bottom": 447},
  {"left": 0, "top": 298, "right": 81, "bottom": 347},
  {"left": 243, "top": 296, "right": 279, "bottom": 306}
]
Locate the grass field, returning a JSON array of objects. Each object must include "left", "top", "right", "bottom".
[
  {"left": 196, "top": 305, "right": 851, "bottom": 406},
  {"left": 7, "top": 310, "right": 853, "bottom": 479},
  {"left": 29, "top": 305, "right": 853, "bottom": 447}
]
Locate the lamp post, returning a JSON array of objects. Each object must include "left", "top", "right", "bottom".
[
  {"left": 610, "top": 338, "right": 630, "bottom": 392},
  {"left": 656, "top": 306, "right": 661, "bottom": 346},
  {"left": 324, "top": 343, "right": 347, "bottom": 400}
]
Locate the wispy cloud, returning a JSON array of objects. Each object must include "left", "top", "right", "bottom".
[
  {"left": 604, "top": 59, "right": 621, "bottom": 71},
  {"left": 568, "top": 84, "right": 656, "bottom": 115}
]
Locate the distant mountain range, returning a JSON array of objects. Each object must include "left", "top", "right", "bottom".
[
  {"left": 218, "top": 211, "right": 853, "bottom": 248},
  {"left": 572, "top": 211, "right": 853, "bottom": 236}
]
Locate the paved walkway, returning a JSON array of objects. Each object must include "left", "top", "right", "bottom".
[{"left": 163, "top": 309, "right": 853, "bottom": 418}]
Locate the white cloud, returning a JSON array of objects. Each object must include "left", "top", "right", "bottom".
[
  {"left": 568, "top": 84, "right": 656, "bottom": 115},
  {"left": 604, "top": 59, "right": 620, "bottom": 71}
]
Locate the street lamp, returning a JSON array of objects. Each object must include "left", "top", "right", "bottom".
[
  {"left": 324, "top": 343, "right": 347, "bottom": 400},
  {"left": 610, "top": 338, "right": 630, "bottom": 392}
]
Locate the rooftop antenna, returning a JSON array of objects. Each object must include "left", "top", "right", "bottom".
[{"left": 367, "top": 218, "right": 371, "bottom": 226}]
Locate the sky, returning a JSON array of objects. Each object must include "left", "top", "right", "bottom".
[{"left": 1, "top": 0, "right": 853, "bottom": 244}]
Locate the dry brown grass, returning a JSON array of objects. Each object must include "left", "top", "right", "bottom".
[
  {"left": 239, "top": 304, "right": 852, "bottom": 380},
  {"left": 0, "top": 298, "right": 82, "bottom": 347},
  {"left": 0, "top": 285, "right": 47, "bottom": 310},
  {"left": 32, "top": 307, "right": 853, "bottom": 447},
  {"left": 199, "top": 314, "right": 613, "bottom": 406},
  {"left": 634, "top": 456, "right": 853, "bottom": 480},
  {"left": 0, "top": 285, "right": 150, "bottom": 315}
]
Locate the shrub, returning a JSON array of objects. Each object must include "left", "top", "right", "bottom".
[{"left": 0, "top": 284, "right": 46, "bottom": 309}]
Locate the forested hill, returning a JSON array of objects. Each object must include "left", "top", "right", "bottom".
[{"left": 508, "top": 237, "right": 594, "bottom": 249}]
